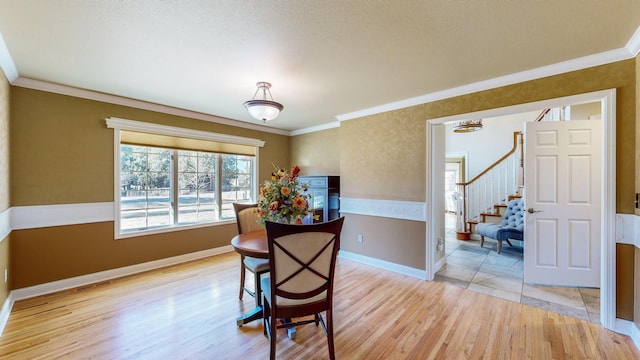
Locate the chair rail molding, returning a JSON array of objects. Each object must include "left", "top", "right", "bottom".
[
  {"left": 615, "top": 213, "right": 640, "bottom": 248},
  {"left": 0, "top": 208, "right": 9, "bottom": 241},
  {"left": 339, "top": 197, "right": 426, "bottom": 222},
  {"left": 10, "top": 202, "right": 114, "bottom": 230}
]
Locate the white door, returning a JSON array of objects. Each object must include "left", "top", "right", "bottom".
[{"left": 524, "top": 119, "right": 601, "bottom": 287}]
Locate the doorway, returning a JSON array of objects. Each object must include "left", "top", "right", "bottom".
[{"left": 425, "top": 89, "right": 616, "bottom": 331}]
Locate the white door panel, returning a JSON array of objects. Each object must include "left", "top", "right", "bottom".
[{"left": 524, "top": 120, "right": 600, "bottom": 287}]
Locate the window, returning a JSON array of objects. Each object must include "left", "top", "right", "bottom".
[{"left": 107, "top": 117, "right": 264, "bottom": 238}]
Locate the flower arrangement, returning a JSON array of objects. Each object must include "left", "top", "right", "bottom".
[{"left": 257, "top": 164, "right": 312, "bottom": 224}]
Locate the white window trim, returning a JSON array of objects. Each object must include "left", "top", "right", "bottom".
[{"left": 106, "top": 117, "right": 264, "bottom": 239}]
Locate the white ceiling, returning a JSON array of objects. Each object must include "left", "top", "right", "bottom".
[{"left": 0, "top": 1, "right": 639, "bottom": 133}]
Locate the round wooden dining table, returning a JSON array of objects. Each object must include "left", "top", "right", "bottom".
[{"left": 231, "top": 229, "right": 268, "bottom": 259}]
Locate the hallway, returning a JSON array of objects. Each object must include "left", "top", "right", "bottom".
[{"left": 435, "top": 214, "right": 600, "bottom": 324}]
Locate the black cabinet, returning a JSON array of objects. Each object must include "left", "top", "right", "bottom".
[{"left": 299, "top": 176, "right": 340, "bottom": 224}]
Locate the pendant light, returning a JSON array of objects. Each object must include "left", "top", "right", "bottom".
[{"left": 243, "top": 82, "right": 284, "bottom": 122}]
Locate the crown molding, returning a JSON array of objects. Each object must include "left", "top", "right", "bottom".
[
  {"left": 0, "top": 33, "right": 17, "bottom": 82},
  {"left": 626, "top": 25, "right": 640, "bottom": 57},
  {"left": 337, "top": 46, "right": 635, "bottom": 122},
  {"left": 11, "top": 77, "right": 291, "bottom": 136},
  {"left": 290, "top": 120, "right": 340, "bottom": 136}
]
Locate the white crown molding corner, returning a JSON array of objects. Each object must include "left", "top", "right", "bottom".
[
  {"left": 0, "top": 32, "right": 18, "bottom": 83},
  {"left": 336, "top": 48, "right": 633, "bottom": 123},
  {"left": 615, "top": 213, "right": 640, "bottom": 248},
  {"left": 10, "top": 202, "right": 114, "bottom": 230},
  {"left": 289, "top": 121, "right": 340, "bottom": 136},
  {"left": 11, "top": 245, "right": 234, "bottom": 302},
  {"left": 340, "top": 197, "right": 426, "bottom": 222},
  {"left": 339, "top": 250, "right": 427, "bottom": 280},
  {"left": 11, "top": 77, "right": 290, "bottom": 136},
  {"left": 625, "top": 25, "right": 640, "bottom": 57}
]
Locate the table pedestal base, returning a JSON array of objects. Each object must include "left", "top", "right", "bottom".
[
  {"left": 236, "top": 306, "right": 263, "bottom": 327},
  {"left": 236, "top": 310, "right": 297, "bottom": 339}
]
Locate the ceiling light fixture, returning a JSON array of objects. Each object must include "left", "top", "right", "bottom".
[
  {"left": 243, "top": 81, "right": 284, "bottom": 122},
  {"left": 453, "top": 119, "right": 483, "bottom": 133}
]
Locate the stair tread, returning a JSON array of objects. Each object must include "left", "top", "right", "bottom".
[{"left": 481, "top": 212, "right": 502, "bottom": 217}]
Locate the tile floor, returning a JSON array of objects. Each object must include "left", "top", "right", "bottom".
[{"left": 435, "top": 214, "right": 600, "bottom": 324}]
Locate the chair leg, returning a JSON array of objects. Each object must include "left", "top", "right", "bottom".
[
  {"left": 326, "top": 308, "right": 335, "bottom": 360},
  {"left": 255, "top": 270, "right": 267, "bottom": 307},
  {"left": 263, "top": 296, "right": 269, "bottom": 337},
  {"left": 506, "top": 239, "right": 513, "bottom": 247},
  {"left": 480, "top": 236, "right": 484, "bottom": 248},
  {"left": 497, "top": 240, "right": 502, "bottom": 254},
  {"left": 239, "top": 256, "right": 246, "bottom": 300},
  {"left": 269, "top": 307, "right": 277, "bottom": 360}
]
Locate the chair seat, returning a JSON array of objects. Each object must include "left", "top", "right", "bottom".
[
  {"left": 261, "top": 277, "right": 327, "bottom": 307},
  {"left": 475, "top": 222, "right": 523, "bottom": 241},
  {"left": 244, "top": 256, "right": 269, "bottom": 273}
]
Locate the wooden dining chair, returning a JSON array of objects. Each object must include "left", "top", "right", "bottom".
[
  {"left": 262, "top": 217, "right": 345, "bottom": 360},
  {"left": 233, "top": 203, "right": 269, "bottom": 301}
]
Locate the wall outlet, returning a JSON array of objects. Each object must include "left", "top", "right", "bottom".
[
  {"left": 357, "top": 233, "right": 363, "bottom": 243},
  {"left": 436, "top": 237, "right": 444, "bottom": 252}
]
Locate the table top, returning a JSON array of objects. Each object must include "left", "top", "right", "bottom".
[{"left": 230, "top": 229, "right": 268, "bottom": 259}]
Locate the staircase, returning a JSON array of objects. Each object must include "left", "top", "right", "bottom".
[
  {"left": 453, "top": 107, "right": 571, "bottom": 240},
  {"left": 454, "top": 131, "right": 524, "bottom": 240}
]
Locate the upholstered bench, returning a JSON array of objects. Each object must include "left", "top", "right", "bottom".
[{"left": 475, "top": 198, "right": 524, "bottom": 254}]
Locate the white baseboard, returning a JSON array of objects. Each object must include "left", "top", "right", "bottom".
[
  {"left": 0, "top": 245, "right": 234, "bottom": 335},
  {"left": 339, "top": 250, "right": 427, "bottom": 280},
  {"left": 615, "top": 318, "right": 640, "bottom": 348},
  {"left": 630, "top": 321, "right": 640, "bottom": 352},
  {"left": 0, "top": 291, "right": 14, "bottom": 336}
]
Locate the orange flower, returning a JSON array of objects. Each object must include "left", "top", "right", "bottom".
[
  {"left": 293, "top": 197, "right": 307, "bottom": 209},
  {"left": 269, "top": 201, "right": 279, "bottom": 211},
  {"left": 280, "top": 186, "right": 291, "bottom": 196}
]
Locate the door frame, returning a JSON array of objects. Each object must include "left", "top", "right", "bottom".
[{"left": 425, "top": 89, "right": 616, "bottom": 330}]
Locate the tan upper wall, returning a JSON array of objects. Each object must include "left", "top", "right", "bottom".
[
  {"left": 290, "top": 127, "right": 340, "bottom": 176},
  {"left": 0, "top": 64, "right": 10, "bottom": 308},
  {"left": 10, "top": 87, "right": 290, "bottom": 205},
  {"left": 0, "top": 67, "right": 9, "bottom": 212}
]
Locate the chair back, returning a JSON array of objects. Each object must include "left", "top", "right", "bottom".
[
  {"left": 500, "top": 199, "right": 525, "bottom": 231},
  {"left": 233, "top": 203, "right": 263, "bottom": 234},
  {"left": 265, "top": 217, "right": 344, "bottom": 305}
]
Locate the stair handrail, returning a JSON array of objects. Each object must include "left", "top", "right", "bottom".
[{"left": 455, "top": 131, "right": 523, "bottom": 238}]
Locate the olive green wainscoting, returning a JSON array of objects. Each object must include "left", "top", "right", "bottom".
[
  {"left": 340, "top": 214, "right": 426, "bottom": 271},
  {"left": 10, "top": 221, "right": 238, "bottom": 289},
  {"left": 0, "top": 234, "right": 9, "bottom": 310}
]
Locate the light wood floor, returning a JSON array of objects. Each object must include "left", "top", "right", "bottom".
[{"left": 0, "top": 252, "right": 638, "bottom": 359}]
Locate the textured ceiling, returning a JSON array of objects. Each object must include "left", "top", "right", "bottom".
[{"left": 0, "top": 1, "right": 639, "bottom": 132}]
